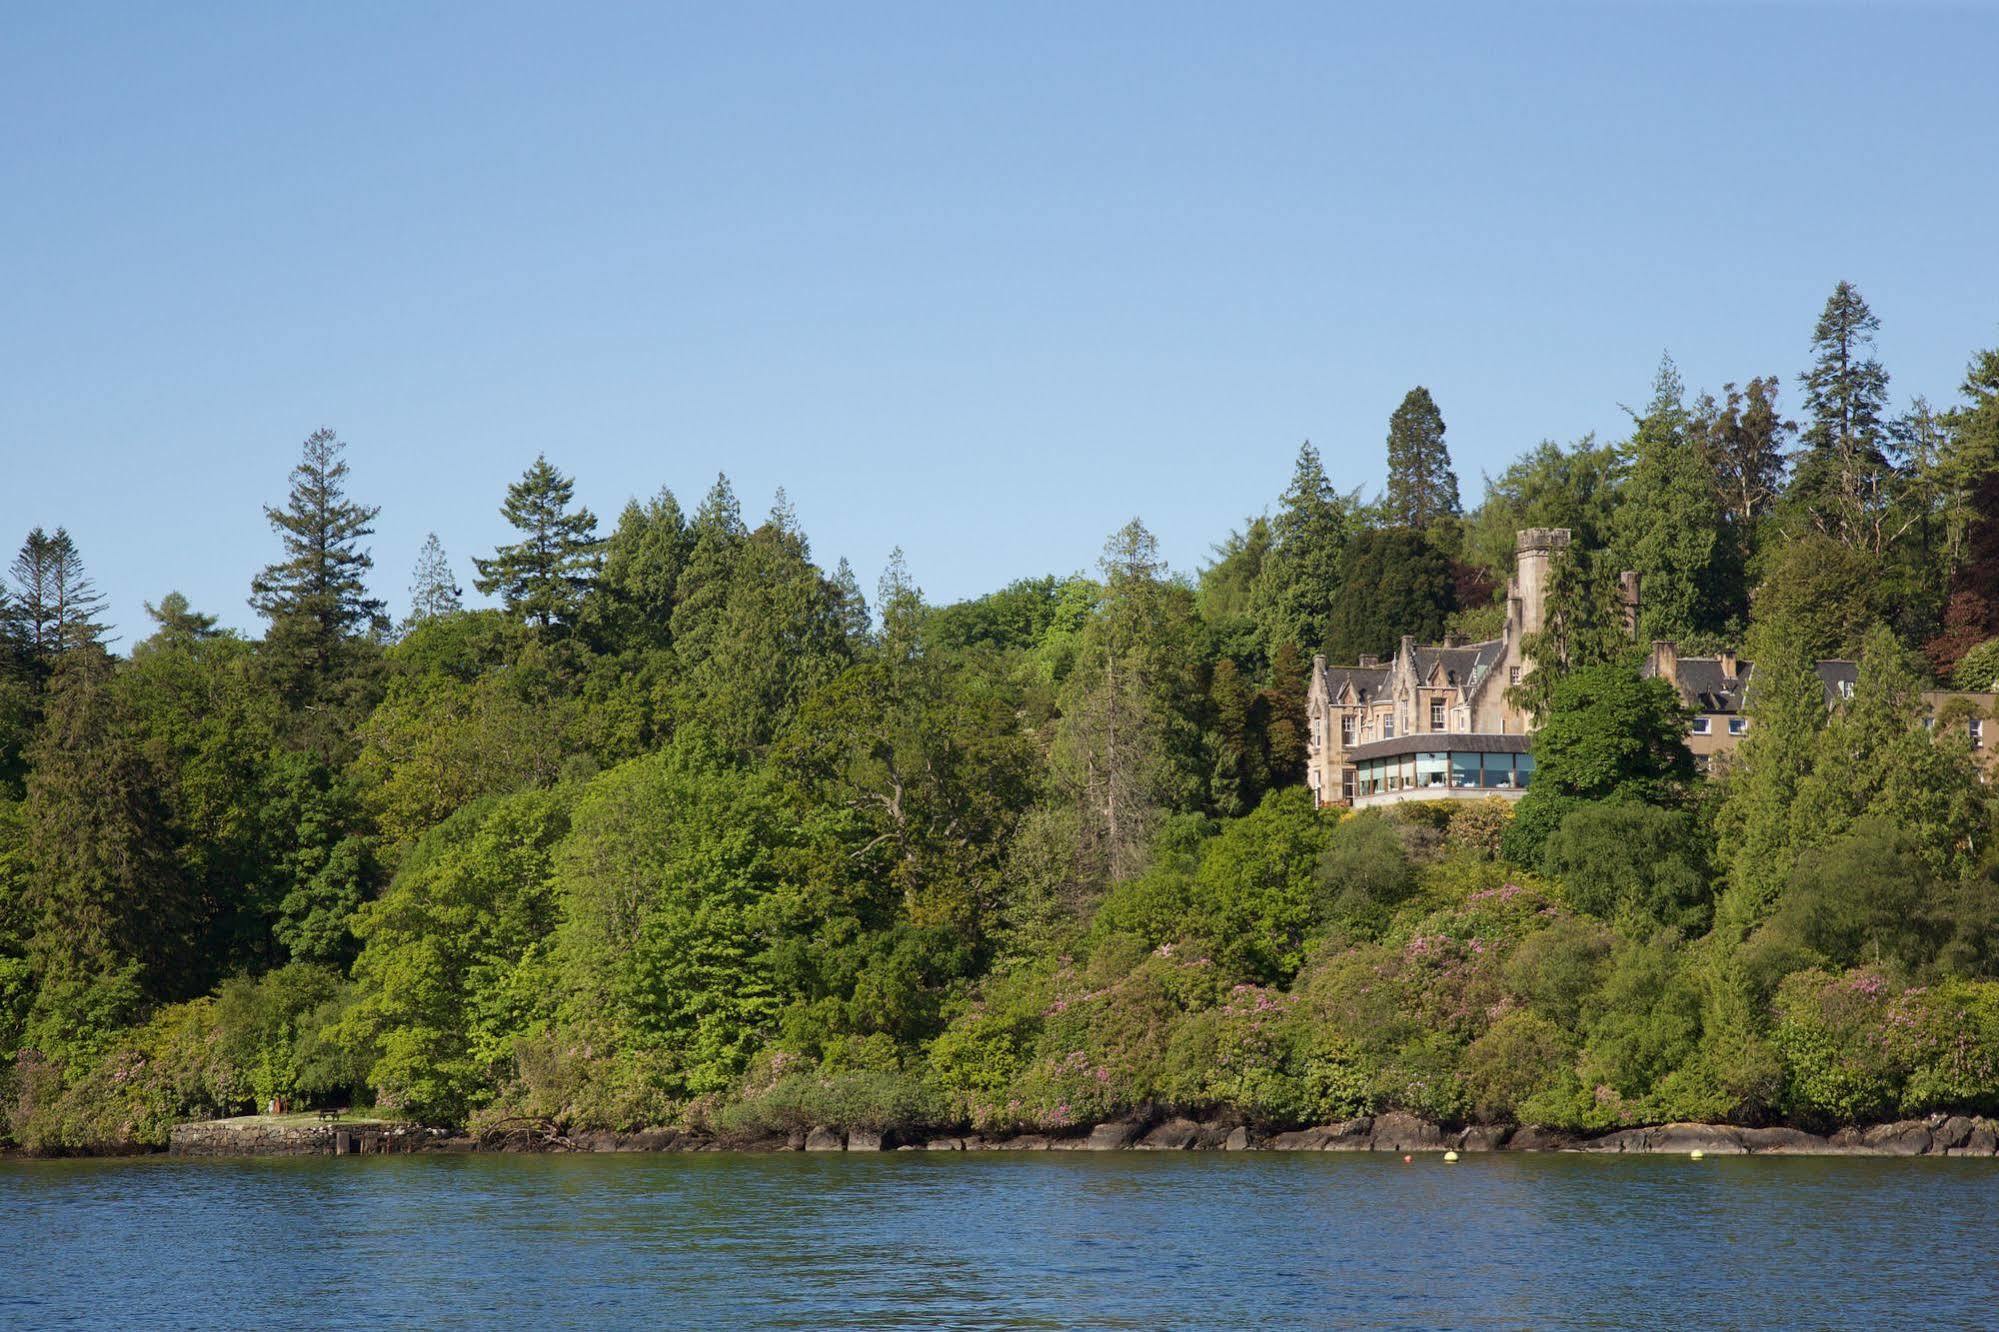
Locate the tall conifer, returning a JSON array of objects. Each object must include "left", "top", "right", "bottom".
[
  {"left": 473, "top": 455, "right": 601, "bottom": 633},
  {"left": 1383, "top": 386, "right": 1460, "bottom": 527},
  {"left": 250, "top": 428, "right": 386, "bottom": 687}
]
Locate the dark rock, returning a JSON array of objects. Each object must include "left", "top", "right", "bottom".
[
  {"left": 1457, "top": 1125, "right": 1510, "bottom": 1152},
  {"left": 1136, "top": 1117, "right": 1205, "bottom": 1150},
  {"left": 1862, "top": 1122, "right": 1932, "bottom": 1156},
  {"left": 997, "top": 1134, "right": 1052, "bottom": 1151},
  {"left": 785, "top": 1129, "right": 807, "bottom": 1151},
  {"left": 1652, "top": 1123, "right": 1745, "bottom": 1155},
  {"left": 1084, "top": 1120, "right": 1146, "bottom": 1150},
  {"left": 1223, "top": 1126, "right": 1250, "bottom": 1151},
  {"left": 1317, "top": 1118, "right": 1376, "bottom": 1151},
  {"left": 1505, "top": 1125, "right": 1580, "bottom": 1152},
  {"left": 1932, "top": 1116, "right": 1975, "bottom": 1152},
  {"left": 1369, "top": 1112, "right": 1444, "bottom": 1152},
  {"left": 923, "top": 1137, "right": 964, "bottom": 1151},
  {"left": 803, "top": 1126, "right": 845, "bottom": 1152},
  {"left": 1826, "top": 1126, "right": 1870, "bottom": 1154},
  {"left": 847, "top": 1130, "right": 884, "bottom": 1152},
  {"left": 1265, "top": 1127, "right": 1333, "bottom": 1151},
  {"left": 1956, "top": 1120, "right": 1999, "bottom": 1157},
  {"left": 1737, "top": 1126, "right": 1828, "bottom": 1155}
]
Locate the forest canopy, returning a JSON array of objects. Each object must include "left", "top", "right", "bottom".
[{"left": 6, "top": 282, "right": 1999, "bottom": 1150}]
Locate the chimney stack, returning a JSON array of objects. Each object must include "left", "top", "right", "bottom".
[{"left": 1619, "top": 571, "right": 1642, "bottom": 638}]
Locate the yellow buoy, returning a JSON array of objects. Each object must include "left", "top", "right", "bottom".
[
  {"left": 1443, "top": 1150, "right": 1460, "bottom": 1163},
  {"left": 1690, "top": 1149, "right": 1704, "bottom": 1160}
]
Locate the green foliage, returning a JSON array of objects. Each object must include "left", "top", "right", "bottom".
[
  {"left": 1384, "top": 387, "right": 1461, "bottom": 528},
  {"left": 21, "top": 360, "right": 1999, "bottom": 1149},
  {"left": 249, "top": 429, "right": 386, "bottom": 706},
  {"left": 1540, "top": 801, "right": 1713, "bottom": 931},
  {"left": 1613, "top": 356, "right": 1738, "bottom": 643},
  {"left": 1322, "top": 527, "right": 1456, "bottom": 664},
  {"left": 473, "top": 455, "right": 602, "bottom": 633}
]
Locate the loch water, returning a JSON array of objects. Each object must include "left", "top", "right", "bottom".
[{"left": 3, "top": 1151, "right": 1995, "bottom": 1329}]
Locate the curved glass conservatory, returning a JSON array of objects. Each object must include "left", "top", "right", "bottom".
[{"left": 1342, "top": 734, "right": 1534, "bottom": 807}]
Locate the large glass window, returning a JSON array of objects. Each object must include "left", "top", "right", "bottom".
[
  {"left": 1451, "top": 752, "right": 1480, "bottom": 789},
  {"left": 1515, "top": 751, "right": 1534, "bottom": 788},
  {"left": 1416, "top": 752, "right": 1447, "bottom": 789},
  {"left": 1483, "top": 752, "right": 1513, "bottom": 789}
]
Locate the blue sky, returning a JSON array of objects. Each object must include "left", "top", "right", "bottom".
[{"left": 4, "top": 2, "right": 1996, "bottom": 640}]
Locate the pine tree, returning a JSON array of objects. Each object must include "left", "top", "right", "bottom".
[
  {"left": 1252, "top": 442, "right": 1354, "bottom": 658},
  {"left": 876, "top": 548, "right": 919, "bottom": 663},
  {"left": 1791, "top": 282, "right": 1896, "bottom": 549},
  {"left": 403, "top": 533, "right": 463, "bottom": 631},
  {"left": 584, "top": 489, "right": 688, "bottom": 652},
  {"left": 1691, "top": 376, "right": 1791, "bottom": 566},
  {"left": 22, "top": 651, "right": 191, "bottom": 1019},
  {"left": 141, "top": 592, "right": 221, "bottom": 648},
  {"left": 249, "top": 428, "right": 386, "bottom": 686},
  {"left": 669, "top": 474, "right": 748, "bottom": 666},
  {"left": 1383, "top": 386, "right": 1460, "bottom": 527},
  {"left": 831, "top": 557, "right": 872, "bottom": 649},
  {"left": 10, "top": 526, "right": 110, "bottom": 663},
  {"left": 473, "top": 455, "right": 601, "bottom": 633},
  {"left": 1053, "top": 519, "right": 1202, "bottom": 882},
  {"left": 1613, "top": 355, "right": 1734, "bottom": 642}
]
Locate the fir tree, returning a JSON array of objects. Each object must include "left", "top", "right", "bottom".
[
  {"left": 1614, "top": 355, "right": 1734, "bottom": 643},
  {"left": 10, "top": 526, "right": 110, "bottom": 663},
  {"left": 141, "top": 592, "right": 221, "bottom": 648},
  {"left": 21, "top": 652, "right": 190, "bottom": 1020},
  {"left": 831, "top": 556, "right": 872, "bottom": 649},
  {"left": 473, "top": 454, "right": 601, "bottom": 633},
  {"left": 1252, "top": 442, "right": 1354, "bottom": 658},
  {"left": 584, "top": 489, "right": 689, "bottom": 652},
  {"left": 249, "top": 428, "right": 386, "bottom": 686},
  {"left": 1383, "top": 386, "right": 1460, "bottom": 527},
  {"left": 669, "top": 474, "right": 748, "bottom": 666},
  {"left": 1791, "top": 282, "right": 1896, "bottom": 549},
  {"left": 403, "top": 533, "right": 463, "bottom": 631}
]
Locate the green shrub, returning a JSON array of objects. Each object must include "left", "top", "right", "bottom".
[{"left": 1771, "top": 968, "right": 1907, "bottom": 1126}]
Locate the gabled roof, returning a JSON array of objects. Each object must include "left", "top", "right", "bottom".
[
  {"left": 1319, "top": 664, "right": 1391, "bottom": 702},
  {"left": 1667, "top": 656, "right": 1859, "bottom": 714},
  {"left": 1407, "top": 640, "right": 1503, "bottom": 688}
]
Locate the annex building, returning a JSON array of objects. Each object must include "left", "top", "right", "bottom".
[{"left": 1305, "top": 528, "right": 1998, "bottom": 810}]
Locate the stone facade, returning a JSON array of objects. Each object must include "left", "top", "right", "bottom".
[
  {"left": 1306, "top": 527, "right": 1999, "bottom": 808},
  {"left": 1305, "top": 529, "right": 1554, "bottom": 808}
]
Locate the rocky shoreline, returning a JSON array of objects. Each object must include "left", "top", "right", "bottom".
[{"left": 155, "top": 1108, "right": 1999, "bottom": 1159}]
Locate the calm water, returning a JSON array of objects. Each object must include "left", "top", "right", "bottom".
[{"left": 3, "top": 1152, "right": 1996, "bottom": 1329}]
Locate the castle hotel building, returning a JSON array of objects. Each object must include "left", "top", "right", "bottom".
[{"left": 1305, "top": 529, "right": 1997, "bottom": 810}]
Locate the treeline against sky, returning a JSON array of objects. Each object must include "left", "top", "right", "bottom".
[{"left": 3, "top": 281, "right": 1999, "bottom": 1148}]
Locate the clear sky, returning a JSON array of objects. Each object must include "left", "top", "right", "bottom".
[{"left": 4, "top": 2, "right": 1996, "bottom": 640}]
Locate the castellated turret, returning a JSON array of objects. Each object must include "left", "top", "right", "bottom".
[{"left": 1508, "top": 527, "right": 1570, "bottom": 639}]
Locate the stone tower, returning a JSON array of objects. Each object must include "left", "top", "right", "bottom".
[{"left": 1510, "top": 527, "right": 1571, "bottom": 639}]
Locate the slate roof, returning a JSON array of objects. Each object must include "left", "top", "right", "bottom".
[
  {"left": 1410, "top": 640, "right": 1506, "bottom": 689},
  {"left": 1319, "top": 664, "right": 1391, "bottom": 702},
  {"left": 1666, "top": 657, "right": 1859, "bottom": 713},
  {"left": 1345, "top": 732, "right": 1534, "bottom": 762}
]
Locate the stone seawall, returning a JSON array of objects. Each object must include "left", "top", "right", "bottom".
[{"left": 169, "top": 1120, "right": 432, "bottom": 1157}]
